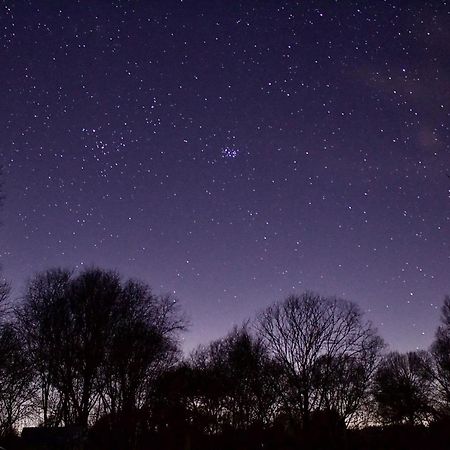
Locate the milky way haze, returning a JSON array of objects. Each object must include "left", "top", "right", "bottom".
[{"left": 1, "top": 1, "right": 449, "bottom": 351}]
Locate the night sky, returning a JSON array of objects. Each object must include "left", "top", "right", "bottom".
[{"left": 1, "top": 1, "right": 449, "bottom": 352}]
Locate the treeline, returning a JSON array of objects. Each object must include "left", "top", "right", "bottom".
[{"left": 1, "top": 267, "right": 450, "bottom": 450}]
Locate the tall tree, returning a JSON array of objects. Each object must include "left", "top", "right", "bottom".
[
  {"left": 17, "top": 267, "right": 186, "bottom": 432},
  {"left": 430, "top": 295, "right": 450, "bottom": 415},
  {"left": 258, "top": 292, "right": 383, "bottom": 427},
  {"left": 16, "top": 269, "right": 72, "bottom": 426},
  {"left": 56, "top": 268, "right": 122, "bottom": 427},
  {"left": 102, "top": 283, "right": 184, "bottom": 416},
  {"left": 187, "top": 325, "right": 280, "bottom": 434},
  {"left": 311, "top": 351, "right": 378, "bottom": 425},
  {"left": 373, "top": 351, "right": 434, "bottom": 425},
  {"left": 0, "top": 323, "right": 34, "bottom": 437}
]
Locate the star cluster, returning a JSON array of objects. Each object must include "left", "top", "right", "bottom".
[{"left": 1, "top": 1, "right": 449, "bottom": 351}]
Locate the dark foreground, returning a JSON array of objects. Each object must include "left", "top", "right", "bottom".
[{"left": 2, "top": 422, "right": 450, "bottom": 450}]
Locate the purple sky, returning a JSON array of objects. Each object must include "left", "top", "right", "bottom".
[{"left": 1, "top": 0, "right": 449, "bottom": 352}]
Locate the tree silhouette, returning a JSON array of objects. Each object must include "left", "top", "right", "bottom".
[
  {"left": 99, "top": 283, "right": 186, "bottom": 449},
  {"left": 373, "top": 351, "right": 434, "bottom": 425},
  {"left": 0, "top": 324, "right": 34, "bottom": 437},
  {"left": 431, "top": 296, "right": 450, "bottom": 413},
  {"left": 187, "top": 325, "right": 280, "bottom": 435},
  {"left": 311, "top": 352, "right": 378, "bottom": 425},
  {"left": 3, "top": 276, "right": 450, "bottom": 449},
  {"left": 16, "top": 268, "right": 72, "bottom": 426},
  {"left": 17, "top": 267, "right": 186, "bottom": 437},
  {"left": 258, "top": 292, "right": 384, "bottom": 428}
]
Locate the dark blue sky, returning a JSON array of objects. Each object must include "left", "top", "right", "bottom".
[{"left": 1, "top": 0, "right": 449, "bottom": 351}]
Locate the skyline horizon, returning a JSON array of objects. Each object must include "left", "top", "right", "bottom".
[{"left": 1, "top": 262, "right": 447, "bottom": 354}]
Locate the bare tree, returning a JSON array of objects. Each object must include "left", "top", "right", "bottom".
[
  {"left": 373, "top": 351, "right": 434, "bottom": 425},
  {"left": 430, "top": 295, "right": 450, "bottom": 415},
  {"left": 257, "top": 292, "right": 383, "bottom": 427},
  {"left": 17, "top": 269, "right": 73, "bottom": 426},
  {"left": 187, "top": 325, "right": 280, "bottom": 434},
  {"left": 17, "top": 267, "right": 186, "bottom": 435},
  {"left": 311, "top": 351, "right": 378, "bottom": 425},
  {"left": 99, "top": 282, "right": 186, "bottom": 449},
  {"left": 0, "top": 245, "right": 32, "bottom": 437},
  {"left": 0, "top": 324, "right": 34, "bottom": 437},
  {"left": 18, "top": 268, "right": 127, "bottom": 427}
]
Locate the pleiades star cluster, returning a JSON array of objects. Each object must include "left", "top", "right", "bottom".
[{"left": 1, "top": 0, "right": 449, "bottom": 351}]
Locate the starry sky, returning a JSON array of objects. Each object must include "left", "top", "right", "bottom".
[{"left": 1, "top": 1, "right": 449, "bottom": 352}]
